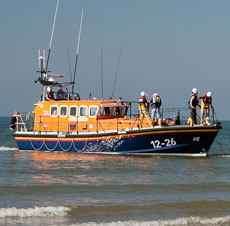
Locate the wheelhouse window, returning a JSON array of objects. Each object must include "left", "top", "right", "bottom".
[
  {"left": 99, "top": 107, "right": 111, "bottom": 117},
  {"left": 50, "top": 106, "right": 58, "bottom": 117},
  {"left": 70, "top": 106, "right": 78, "bottom": 117},
  {"left": 80, "top": 106, "right": 87, "bottom": 116},
  {"left": 60, "top": 106, "right": 68, "bottom": 117},
  {"left": 122, "top": 106, "right": 129, "bottom": 117},
  {"left": 113, "top": 107, "right": 121, "bottom": 117},
  {"left": 89, "top": 106, "right": 98, "bottom": 117}
]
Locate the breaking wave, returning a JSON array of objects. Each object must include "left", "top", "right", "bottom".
[
  {"left": 220, "top": 155, "right": 230, "bottom": 157},
  {"left": 1, "top": 205, "right": 230, "bottom": 225},
  {"left": 72, "top": 216, "right": 230, "bottom": 226},
  {"left": 0, "top": 146, "right": 18, "bottom": 151},
  {"left": 0, "top": 206, "right": 71, "bottom": 218}
]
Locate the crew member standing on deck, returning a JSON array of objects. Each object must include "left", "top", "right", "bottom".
[
  {"left": 199, "top": 91, "right": 212, "bottom": 125},
  {"left": 188, "top": 88, "right": 199, "bottom": 126},
  {"left": 9, "top": 110, "right": 20, "bottom": 130},
  {"left": 138, "top": 91, "right": 153, "bottom": 128},
  {"left": 150, "top": 93, "right": 162, "bottom": 126},
  {"left": 46, "top": 86, "right": 54, "bottom": 101}
]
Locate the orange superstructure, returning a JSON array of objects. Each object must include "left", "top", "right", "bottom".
[{"left": 33, "top": 99, "right": 152, "bottom": 133}]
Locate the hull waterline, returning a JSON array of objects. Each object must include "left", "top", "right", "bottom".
[{"left": 14, "top": 125, "right": 221, "bottom": 155}]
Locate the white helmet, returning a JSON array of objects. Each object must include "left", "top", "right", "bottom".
[
  {"left": 47, "top": 86, "right": 51, "bottom": 92},
  {"left": 140, "top": 91, "right": 146, "bottom": 97},
  {"left": 48, "top": 77, "right": 56, "bottom": 83},
  {"left": 153, "top": 93, "right": 158, "bottom": 97},
  {"left": 207, "top": 91, "right": 212, "bottom": 97},
  {"left": 192, "top": 88, "right": 198, "bottom": 94}
]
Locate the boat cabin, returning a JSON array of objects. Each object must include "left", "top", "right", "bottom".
[{"left": 33, "top": 99, "right": 136, "bottom": 133}]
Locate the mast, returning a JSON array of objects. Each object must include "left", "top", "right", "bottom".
[
  {"left": 101, "top": 48, "right": 104, "bottom": 100},
  {"left": 39, "top": 50, "right": 47, "bottom": 102},
  {"left": 67, "top": 48, "right": 73, "bottom": 84},
  {"left": 72, "top": 9, "right": 84, "bottom": 96},
  {"left": 45, "top": 0, "right": 59, "bottom": 74},
  {"left": 111, "top": 48, "right": 122, "bottom": 99},
  {"left": 37, "top": 0, "right": 59, "bottom": 102}
]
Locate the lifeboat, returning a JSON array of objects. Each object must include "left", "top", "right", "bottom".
[
  {"left": 12, "top": 84, "right": 222, "bottom": 156},
  {"left": 10, "top": 3, "right": 222, "bottom": 156}
]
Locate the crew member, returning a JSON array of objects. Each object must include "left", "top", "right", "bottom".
[
  {"left": 46, "top": 86, "right": 54, "bottom": 101},
  {"left": 200, "top": 91, "right": 212, "bottom": 125},
  {"left": 9, "top": 110, "right": 19, "bottom": 130},
  {"left": 138, "top": 91, "right": 153, "bottom": 127},
  {"left": 188, "top": 88, "right": 199, "bottom": 126},
  {"left": 150, "top": 93, "right": 162, "bottom": 126},
  {"left": 57, "top": 88, "right": 67, "bottom": 100}
]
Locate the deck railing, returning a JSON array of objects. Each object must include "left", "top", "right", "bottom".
[{"left": 14, "top": 104, "right": 219, "bottom": 134}]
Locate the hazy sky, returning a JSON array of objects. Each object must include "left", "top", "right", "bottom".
[{"left": 1, "top": 0, "right": 230, "bottom": 119}]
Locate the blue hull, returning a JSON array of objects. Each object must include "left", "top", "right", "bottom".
[{"left": 14, "top": 125, "right": 221, "bottom": 155}]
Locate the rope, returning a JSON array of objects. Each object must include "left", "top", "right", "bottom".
[
  {"left": 30, "top": 136, "right": 74, "bottom": 152},
  {"left": 30, "top": 137, "right": 44, "bottom": 151},
  {"left": 72, "top": 138, "right": 80, "bottom": 152},
  {"left": 82, "top": 136, "right": 88, "bottom": 152},
  {"left": 43, "top": 138, "right": 59, "bottom": 152},
  {"left": 58, "top": 138, "right": 73, "bottom": 152},
  {"left": 215, "top": 140, "right": 226, "bottom": 155}
]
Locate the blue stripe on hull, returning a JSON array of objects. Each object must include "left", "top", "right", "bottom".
[{"left": 16, "top": 129, "right": 219, "bottom": 155}]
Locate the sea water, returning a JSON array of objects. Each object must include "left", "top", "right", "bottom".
[{"left": 0, "top": 116, "right": 230, "bottom": 226}]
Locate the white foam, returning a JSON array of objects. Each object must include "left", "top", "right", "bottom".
[
  {"left": 0, "top": 206, "right": 71, "bottom": 218},
  {"left": 220, "top": 155, "right": 230, "bottom": 157},
  {"left": 71, "top": 216, "right": 230, "bottom": 226},
  {"left": 0, "top": 146, "right": 18, "bottom": 151}
]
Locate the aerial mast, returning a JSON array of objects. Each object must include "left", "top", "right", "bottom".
[
  {"left": 38, "top": 49, "right": 47, "bottom": 102},
  {"left": 111, "top": 48, "right": 122, "bottom": 99},
  {"left": 39, "top": 0, "right": 59, "bottom": 102},
  {"left": 101, "top": 48, "right": 104, "bottom": 100},
  {"left": 72, "top": 9, "right": 84, "bottom": 96},
  {"left": 45, "top": 0, "right": 59, "bottom": 74}
]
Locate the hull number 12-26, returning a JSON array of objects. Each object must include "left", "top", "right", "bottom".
[{"left": 150, "top": 138, "right": 176, "bottom": 148}]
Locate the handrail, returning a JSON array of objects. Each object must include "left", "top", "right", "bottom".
[
  {"left": 14, "top": 105, "right": 220, "bottom": 134},
  {"left": 96, "top": 117, "right": 105, "bottom": 132},
  {"left": 14, "top": 112, "right": 34, "bottom": 132},
  {"left": 130, "top": 115, "right": 139, "bottom": 130},
  {"left": 39, "top": 116, "right": 47, "bottom": 134}
]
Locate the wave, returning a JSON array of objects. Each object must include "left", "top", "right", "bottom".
[
  {"left": 219, "top": 155, "right": 230, "bottom": 157},
  {"left": 0, "top": 206, "right": 70, "bottom": 218},
  {"left": 0, "top": 146, "right": 18, "bottom": 151},
  {"left": 72, "top": 216, "right": 230, "bottom": 226},
  {"left": 1, "top": 205, "right": 230, "bottom": 226}
]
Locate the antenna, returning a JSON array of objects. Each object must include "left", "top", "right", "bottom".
[
  {"left": 72, "top": 9, "right": 84, "bottom": 95},
  {"left": 38, "top": 49, "right": 41, "bottom": 69},
  {"left": 67, "top": 48, "right": 73, "bottom": 83},
  {"left": 43, "top": 49, "right": 46, "bottom": 70},
  {"left": 101, "top": 48, "right": 104, "bottom": 100},
  {"left": 38, "top": 49, "right": 46, "bottom": 73},
  {"left": 111, "top": 48, "right": 122, "bottom": 99},
  {"left": 38, "top": 49, "right": 47, "bottom": 102},
  {"left": 45, "top": 0, "right": 59, "bottom": 73}
]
